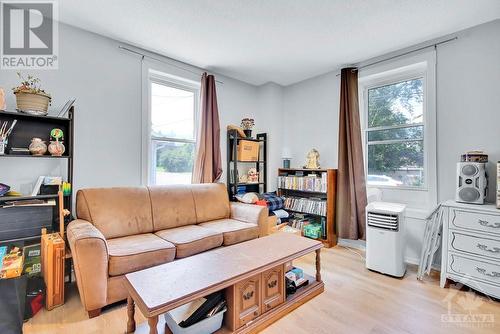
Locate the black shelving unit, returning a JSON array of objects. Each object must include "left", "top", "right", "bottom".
[
  {"left": 226, "top": 129, "right": 267, "bottom": 200},
  {"left": 0, "top": 107, "right": 74, "bottom": 243}
]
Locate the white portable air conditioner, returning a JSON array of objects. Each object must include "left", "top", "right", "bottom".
[{"left": 366, "top": 202, "right": 406, "bottom": 277}]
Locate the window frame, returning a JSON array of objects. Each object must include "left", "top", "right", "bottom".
[
  {"left": 143, "top": 70, "right": 200, "bottom": 186},
  {"left": 358, "top": 52, "right": 436, "bottom": 206},
  {"left": 363, "top": 73, "right": 426, "bottom": 190}
]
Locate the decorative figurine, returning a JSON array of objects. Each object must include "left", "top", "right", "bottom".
[
  {"left": 48, "top": 128, "right": 65, "bottom": 156},
  {"left": 29, "top": 138, "right": 47, "bottom": 156},
  {"left": 238, "top": 174, "right": 248, "bottom": 183},
  {"left": 304, "top": 149, "right": 321, "bottom": 169},
  {"left": 247, "top": 167, "right": 259, "bottom": 183},
  {"left": 240, "top": 118, "right": 255, "bottom": 138}
]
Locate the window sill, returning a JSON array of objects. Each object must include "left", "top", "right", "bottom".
[{"left": 367, "top": 185, "right": 429, "bottom": 192}]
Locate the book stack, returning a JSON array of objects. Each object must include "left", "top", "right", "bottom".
[
  {"left": 285, "top": 267, "right": 308, "bottom": 290},
  {"left": 283, "top": 196, "right": 326, "bottom": 216},
  {"left": 277, "top": 172, "right": 327, "bottom": 193}
]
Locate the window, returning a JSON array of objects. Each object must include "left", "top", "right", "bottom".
[
  {"left": 365, "top": 77, "right": 425, "bottom": 188},
  {"left": 148, "top": 77, "right": 198, "bottom": 185}
]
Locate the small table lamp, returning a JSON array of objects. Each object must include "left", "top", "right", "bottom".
[{"left": 282, "top": 148, "right": 291, "bottom": 169}]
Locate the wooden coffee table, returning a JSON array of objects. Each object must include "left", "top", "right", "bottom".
[{"left": 124, "top": 233, "right": 324, "bottom": 334}]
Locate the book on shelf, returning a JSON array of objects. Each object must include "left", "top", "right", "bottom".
[
  {"left": 286, "top": 213, "right": 326, "bottom": 240},
  {"left": 283, "top": 196, "right": 327, "bottom": 216},
  {"left": 277, "top": 172, "right": 327, "bottom": 192}
]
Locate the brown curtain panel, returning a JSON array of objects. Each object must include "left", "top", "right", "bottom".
[
  {"left": 336, "top": 68, "right": 368, "bottom": 240},
  {"left": 192, "top": 73, "right": 223, "bottom": 183}
]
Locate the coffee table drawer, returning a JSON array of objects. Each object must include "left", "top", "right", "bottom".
[
  {"left": 234, "top": 274, "right": 261, "bottom": 328},
  {"left": 261, "top": 265, "right": 284, "bottom": 313}
]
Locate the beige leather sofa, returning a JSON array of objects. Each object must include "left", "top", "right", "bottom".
[{"left": 67, "top": 183, "right": 267, "bottom": 318}]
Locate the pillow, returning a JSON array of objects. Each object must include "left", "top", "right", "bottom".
[{"left": 235, "top": 192, "right": 258, "bottom": 204}]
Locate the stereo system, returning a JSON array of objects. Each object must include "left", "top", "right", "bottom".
[{"left": 455, "top": 162, "right": 488, "bottom": 204}]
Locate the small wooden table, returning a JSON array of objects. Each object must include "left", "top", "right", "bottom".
[{"left": 125, "top": 233, "right": 324, "bottom": 334}]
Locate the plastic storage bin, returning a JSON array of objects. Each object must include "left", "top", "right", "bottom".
[{"left": 164, "top": 298, "right": 226, "bottom": 334}]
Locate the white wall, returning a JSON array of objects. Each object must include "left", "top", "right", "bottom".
[
  {"left": 0, "top": 23, "right": 283, "bottom": 195},
  {"left": 282, "top": 72, "right": 340, "bottom": 169},
  {"left": 281, "top": 19, "right": 500, "bottom": 263},
  {"left": 437, "top": 19, "right": 500, "bottom": 203}
]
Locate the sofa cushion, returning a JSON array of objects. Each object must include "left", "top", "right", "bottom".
[
  {"left": 192, "top": 183, "right": 230, "bottom": 223},
  {"left": 76, "top": 187, "right": 154, "bottom": 239},
  {"left": 199, "top": 219, "right": 259, "bottom": 246},
  {"left": 107, "top": 234, "right": 175, "bottom": 276},
  {"left": 149, "top": 185, "right": 197, "bottom": 231},
  {"left": 155, "top": 225, "right": 223, "bottom": 258}
]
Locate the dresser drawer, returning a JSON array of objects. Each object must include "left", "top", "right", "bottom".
[
  {"left": 448, "top": 253, "right": 500, "bottom": 287},
  {"left": 450, "top": 209, "right": 500, "bottom": 236},
  {"left": 449, "top": 231, "right": 500, "bottom": 260}
]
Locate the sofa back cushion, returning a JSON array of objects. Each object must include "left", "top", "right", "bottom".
[
  {"left": 191, "top": 183, "right": 230, "bottom": 223},
  {"left": 76, "top": 187, "right": 153, "bottom": 239},
  {"left": 148, "top": 185, "right": 197, "bottom": 230}
]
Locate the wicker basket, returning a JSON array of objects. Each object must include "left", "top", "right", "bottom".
[{"left": 15, "top": 92, "right": 51, "bottom": 116}]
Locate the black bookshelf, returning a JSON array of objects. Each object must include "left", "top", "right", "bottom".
[
  {"left": 226, "top": 129, "right": 267, "bottom": 200},
  {"left": 0, "top": 107, "right": 74, "bottom": 242}
]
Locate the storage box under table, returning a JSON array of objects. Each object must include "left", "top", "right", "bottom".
[{"left": 164, "top": 297, "right": 226, "bottom": 334}]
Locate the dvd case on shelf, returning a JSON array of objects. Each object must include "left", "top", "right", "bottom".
[{"left": 277, "top": 173, "right": 327, "bottom": 193}]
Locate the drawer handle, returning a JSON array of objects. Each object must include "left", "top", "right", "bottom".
[
  {"left": 268, "top": 280, "right": 277, "bottom": 288},
  {"left": 477, "top": 243, "right": 500, "bottom": 254},
  {"left": 476, "top": 267, "right": 500, "bottom": 278},
  {"left": 478, "top": 219, "right": 500, "bottom": 228},
  {"left": 243, "top": 291, "right": 254, "bottom": 300}
]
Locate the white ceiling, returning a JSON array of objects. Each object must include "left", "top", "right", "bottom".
[{"left": 59, "top": 0, "right": 500, "bottom": 86}]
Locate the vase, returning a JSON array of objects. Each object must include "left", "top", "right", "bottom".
[
  {"left": 48, "top": 140, "right": 65, "bottom": 157},
  {"left": 243, "top": 129, "right": 252, "bottom": 138},
  {"left": 29, "top": 138, "right": 47, "bottom": 156}
]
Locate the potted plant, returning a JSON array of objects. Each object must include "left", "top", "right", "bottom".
[
  {"left": 12, "top": 73, "right": 51, "bottom": 116},
  {"left": 240, "top": 118, "right": 255, "bottom": 138}
]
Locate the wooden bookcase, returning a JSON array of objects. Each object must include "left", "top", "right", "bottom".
[
  {"left": 226, "top": 129, "right": 267, "bottom": 200},
  {"left": 277, "top": 168, "right": 337, "bottom": 247}
]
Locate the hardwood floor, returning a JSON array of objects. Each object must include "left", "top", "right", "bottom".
[{"left": 23, "top": 246, "right": 500, "bottom": 334}]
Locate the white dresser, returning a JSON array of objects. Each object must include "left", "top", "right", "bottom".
[{"left": 441, "top": 200, "right": 500, "bottom": 299}]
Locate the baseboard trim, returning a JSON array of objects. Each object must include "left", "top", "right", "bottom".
[{"left": 337, "top": 238, "right": 366, "bottom": 250}]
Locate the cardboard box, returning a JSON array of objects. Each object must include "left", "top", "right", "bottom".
[{"left": 237, "top": 140, "right": 260, "bottom": 161}]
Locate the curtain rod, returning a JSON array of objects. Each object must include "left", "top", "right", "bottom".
[
  {"left": 119, "top": 45, "right": 224, "bottom": 84},
  {"left": 336, "top": 36, "right": 458, "bottom": 76}
]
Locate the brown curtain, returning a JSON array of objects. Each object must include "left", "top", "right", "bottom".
[
  {"left": 192, "top": 73, "right": 222, "bottom": 183},
  {"left": 336, "top": 68, "right": 368, "bottom": 240}
]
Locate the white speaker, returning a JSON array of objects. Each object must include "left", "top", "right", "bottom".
[{"left": 455, "top": 162, "right": 488, "bottom": 204}]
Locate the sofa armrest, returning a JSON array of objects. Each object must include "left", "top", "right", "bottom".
[
  {"left": 67, "top": 219, "right": 109, "bottom": 312},
  {"left": 230, "top": 202, "right": 269, "bottom": 236}
]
